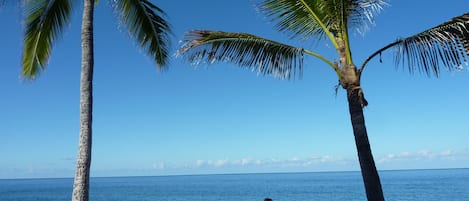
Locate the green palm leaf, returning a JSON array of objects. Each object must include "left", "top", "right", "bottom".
[
  {"left": 113, "top": 0, "right": 172, "bottom": 68},
  {"left": 258, "top": 0, "right": 387, "bottom": 66},
  {"left": 345, "top": 0, "right": 388, "bottom": 34},
  {"left": 258, "top": 0, "right": 330, "bottom": 42},
  {"left": 177, "top": 30, "right": 305, "bottom": 79},
  {"left": 361, "top": 13, "right": 469, "bottom": 76},
  {"left": 22, "top": 0, "right": 72, "bottom": 79},
  {"left": 258, "top": 0, "right": 386, "bottom": 41}
]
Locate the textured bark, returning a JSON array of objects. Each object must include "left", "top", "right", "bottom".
[
  {"left": 72, "top": 0, "right": 94, "bottom": 200},
  {"left": 347, "top": 88, "right": 384, "bottom": 201}
]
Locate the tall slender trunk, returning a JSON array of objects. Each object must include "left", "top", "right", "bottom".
[
  {"left": 347, "top": 88, "right": 385, "bottom": 201},
  {"left": 72, "top": 0, "right": 94, "bottom": 200}
]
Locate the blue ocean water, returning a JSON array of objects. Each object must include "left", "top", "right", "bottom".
[{"left": 0, "top": 169, "right": 468, "bottom": 201}]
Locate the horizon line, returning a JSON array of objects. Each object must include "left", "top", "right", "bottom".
[{"left": 1, "top": 167, "right": 467, "bottom": 180}]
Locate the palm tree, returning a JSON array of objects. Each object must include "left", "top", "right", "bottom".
[
  {"left": 21, "top": 0, "right": 171, "bottom": 200},
  {"left": 177, "top": 1, "right": 469, "bottom": 200}
]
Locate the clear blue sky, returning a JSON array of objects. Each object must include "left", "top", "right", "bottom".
[{"left": 1, "top": 1, "right": 468, "bottom": 179}]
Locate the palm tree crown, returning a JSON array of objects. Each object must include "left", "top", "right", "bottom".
[
  {"left": 22, "top": 0, "right": 171, "bottom": 79},
  {"left": 179, "top": 0, "right": 468, "bottom": 81}
]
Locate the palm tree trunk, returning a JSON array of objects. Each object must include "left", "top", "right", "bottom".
[
  {"left": 347, "top": 88, "right": 385, "bottom": 201},
  {"left": 72, "top": 0, "right": 94, "bottom": 200}
]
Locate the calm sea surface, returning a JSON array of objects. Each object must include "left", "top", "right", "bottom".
[{"left": 0, "top": 169, "right": 468, "bottom": 201}]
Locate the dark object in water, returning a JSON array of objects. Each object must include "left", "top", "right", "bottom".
[{"left": 264, "top": 198, "right": 273, "bottom": 201}]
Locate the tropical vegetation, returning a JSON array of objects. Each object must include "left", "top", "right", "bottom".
[
  {"left": 21, "top": 0, "right": 171, "bottom": 200},
  {"left": 177, "top": 0, "right": 469, "bottom": 200}
]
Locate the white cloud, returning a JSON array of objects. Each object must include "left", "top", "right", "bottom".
[
  {"left": 183, "top": 155, "right": 352, "bottom": 170},
  {"left": 377, "top": 149, "right": 461, "bottom": 164},
  {"left": 143, "top": 148, "right": 469, "bottom": 176},
  {"left": 152, "top": 162, "right": 166, "bottom": 170},
  {"left": 195, "top": 160, "right": 205, "bottom": 167},
  {"left": 207, "top": 159, "right": 229, "bottom": 167}
]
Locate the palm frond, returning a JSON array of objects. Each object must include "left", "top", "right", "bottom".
[
  {"left": 258, "top": 0, "right": 332, "bottom": 43},
  {"left": 22, "top": 0, "right": 72, "bottom": 79},
  {"left": 346, "top": 0, "right": 388, "bottom": 34},
  {"left": 361, "top": 13, "right": 469, "bottom": 77},
  {"left": 113, "top": 0, "right": 172, "bottom": 69},
  {"left": 177, "top": 30, "right": 305, "bottom": 80},
  {"left": 257, "top": 0, "right": 387, "bottom": 42}
]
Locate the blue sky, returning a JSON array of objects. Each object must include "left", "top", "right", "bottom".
[{"left": 1, "top": 0, "right": 468, "bottom": 179}]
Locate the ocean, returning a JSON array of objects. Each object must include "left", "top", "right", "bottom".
[{"left": 0, "top": 169, "right": 468, "bottom": 201}]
